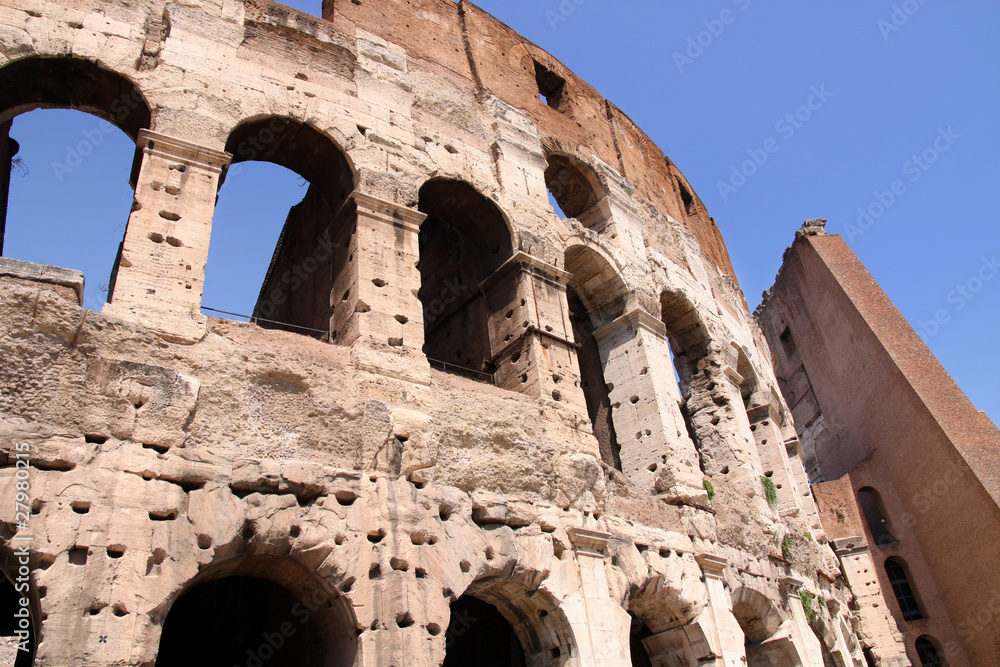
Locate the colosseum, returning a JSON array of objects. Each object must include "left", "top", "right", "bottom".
[{"left": 0, "top": 0, "right": 922, "bottom": 665}]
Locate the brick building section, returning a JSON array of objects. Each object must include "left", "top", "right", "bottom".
[{"left": 757, "top": 221, "right": 1000, "bottom": 667}]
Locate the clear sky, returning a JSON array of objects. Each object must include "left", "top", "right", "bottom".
[{"left": 4, "top": 1, "right": 997, "bottom": 425}]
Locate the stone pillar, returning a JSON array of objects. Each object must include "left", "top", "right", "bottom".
[
  {"left": 564, "top": 528, "right": 631, "bottom": 666},
  {"left": 746, "top": 398, "right": 807, "bottom": 516},
  {"left": 780, "top": 576, "right": 826, "bottom": 667},
  {"left": 691, "top": 554, "right": 747, "bottom": 667},
  {"left": 594, "top": 310, "right": 705, "bottom": 502},
  {"left": 103, "top": 130, "right": 231, "bottom": 344},
  {"left": 333, "top": 192, "right": 430, "bottom": 385},
  {"left": 831, "top": 538, "right": 910, "bottom": 667},
  {"left": 482, "top": 252, "right": 587, "bottom": 412}
]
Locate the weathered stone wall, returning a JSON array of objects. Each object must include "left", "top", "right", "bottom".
[{"left": 0, "top": 1, "right": 910, "bottom": 665}]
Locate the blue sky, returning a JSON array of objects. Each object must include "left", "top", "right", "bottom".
[{"left": 4, "top": 1, "right": 997, "bottom": 424}]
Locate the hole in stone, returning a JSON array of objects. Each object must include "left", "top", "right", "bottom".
[
  {"left": 630, "top": 395, "right": 639, "bottom": 404},
  {"left": 368, "top": 529, "right": 386, "bottom": 544},
  {"left": 113, "top": 605, "right": 128, "bottom": 617},
  {"left": 148, "top": 232, "right": 164, "bottom": 243},
  {"left": 520, "top": 374, "right": 528, "bottom": 384},
  {"left": 72, "top": 501, "right": 91, "bottom": 514},
  {"left": 415, "top": 568, "right": 427, "bottom": 579},
  {"left": 341, "top": 577, "right": 355, "bottom": 593},
  {"left": 439, "top": 504, "right": 452, "bottom": 521},
  {"left": 88, "top": 606, "right": 102, "bottom": 616},
  {"left": 551, "top": 390, "right": 561, "bottom": 401},
  {"left": 370, "top": 619, "right": 379, "bottom": 631},
  {"left": 342, "top": 290, "right": 350, "bottom": 301},
  {"left": 764, "top": 470, "right": 774, "bottom": 477},
  {"left": 107, "top": 546, "right": 125, "bottom": 559},
  {"left": 721, "top": 466, "right": 730, "bottom": 474},
  {"left": 289, "top": 525, "right": 300, "bottom": 538},
  {"left": 149, "top": 509, "right": 176, "bottom": 521},
  {"left": 396, "top": 612, "right": 415, "bottom": 628},
  {"left": 357, "top": 124, "right": 367, "bottom": 136},
  {"left": 443, "top": 588, "right": 455, "bottom": 600},
  {"left": 84, "top": 434, "right": 108, "bottom": 444},
  {"left": 388, "top": 337, "right": 404, "bottom": 347},
  {"left": 372, "top": 278, "right": 388, "bottom": 287},
  {"left": 165, "top": 236, "right": 183, "bottom": 247},
  {"left": 335, "top": 490, "right": 358, "bottom": 506},
  {"left": 158, "top": 210, "right": 181, "bottom": 221},
  {"left": 335, "top": 534, "right": 346, "bottom": 546},
  {"left": 426, "top": 622, "right": 441, "bottom": 636},
  {"left": 390, "top": 557, "right": 408, "bottom": 571},
  {"left": 485, "top": 546, "right": 495, "bottom": 560},
  {"left": 648, "top": 463, "right": 657, "bottom": 472},
  {"left": 394, "top": 314, "right": 409, "bottom": 324},
  {"left": 355, "top": 300, "right": 371, "bottom": 313},
  {"left": 197, "top": 534, "right": 212, "bottom": 550},
  {"left": 69, "top": 547, "right": 88, "bottom": 565},
  {"left": 534, "top": 60, "right": 566, "bottom": 110},
  {"left": 459, "top": 560, "right": 470, "bottom": 573},
  {"left": 369, "top": 563, "right": 382, "bottom": 580},
  {"left": 660, "top": 548, "right": 671, "bottom": 558}
]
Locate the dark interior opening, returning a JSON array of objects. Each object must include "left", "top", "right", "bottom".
[
  {"left": 418, "top": 179, "right": 511, "bottom": 379},
  {"left": 0, "top": 571, "right": 35, "bottom": 667},
  {"left": 544, "top": 153, "right": 601, "bottom": 220},
  {"left": 443, "top": 595, "right": 526, "bottom": 667},
  {"left": 534, "top": 61, "right": 566, "bottom": 111},
  {"left": 857, "top": 488, "right": 896, "bottom": 546},
  {"left": 629, "top": 613, "right": 654, "bottom": 667},
  {"left": 156, "top": 576, "right": 333, "bottom": 667},
  {"left": 915, "top": 636, "right": 944, "bottom": 667}
]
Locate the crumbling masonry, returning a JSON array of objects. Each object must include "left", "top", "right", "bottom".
[{"left": 0, "top": 0, "right": 913, "bottom": 665}]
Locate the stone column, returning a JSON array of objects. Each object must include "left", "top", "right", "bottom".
[
  {"left": 746, "top": 398, "right": 807, "bottom": 516},
  {"left": 692, "top": 554, "right": 747, "bottom": 667},
  {"left": 780, "top": 576, "right": 826, "bottom": 667},
  {"left": 103, "top": 130, "right": 231, "bottom": 344},
  {"left": 831, "top": 538, "right": 910, "bottom": 667},
  {"left": 332, "top": 192, "right": 430, "bottom": 385},
  {"left": 482, "top": 252, "right": 587, "bottom": 413},
  {"left": 564, "top": 527, "right": 631, "bottom": 666},
  {"left": 594, "top": 309, "right": 705, "bottom": 502}
]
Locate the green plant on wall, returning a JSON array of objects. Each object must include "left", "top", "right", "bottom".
[
  {"left": 703, "top": 479, "right": 715, "bottom": 501},
  {"left": 761, "top": 476, "right": 778, "bottom": 506},
  {"left": 800, "top": 590, "right": 816, "bottom": 621},
  {"left": 781, "top": 534, "right": 794, "bottom": 561}
]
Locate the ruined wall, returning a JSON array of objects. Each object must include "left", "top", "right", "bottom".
[
  {"left": 757, "top": 222, "right": 1000, "bottom": 667},
  {"left": 0, "top": 1, "right": 909, "bottom": 665}
]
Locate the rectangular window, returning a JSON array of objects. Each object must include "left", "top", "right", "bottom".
[{"left": 534, "top": 61, "right": 566, "bottom": 111}]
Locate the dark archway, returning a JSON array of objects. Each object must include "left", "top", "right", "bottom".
[
  {"left": 564, "top": 245, "right": 628, "bottom": 470},
  {"left": 0, "top": 57, "right": 150, "bottom": 307},
  {"left": 914, "top": 636, "right": 944, "bottom": 667},
  {"left": 0, "top": 564, "right": 36, "bottom": 667},
  {"left": 417, "top": 179, "right": 512, "bottom": 379},
  {"left": 207, "top": 117, "right": 354, "bottom": 338},
  {"left": 628, "top": 613, "right": 654, "bottom": 667},
  {"left": 544, "top": 152, "right": 603, "bottom": 223},
  {"left": 857, "top": 487, "right": 896, "bottom": 546},
  {"left": 155, "top": 557, "right": 357, "bottom": 667},
  {"left": 443, "top": 595, "right": 525, "bottom": 667},
  {"left": 884, "top": 558, "right": 923, "bottom": 622}
]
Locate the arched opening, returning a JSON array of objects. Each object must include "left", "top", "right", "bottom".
[
  {"left": 0, "top": 556, "right": 37, "bottom": 667},
  {"left": 0, "top": 57, "right": 150, "bottom": 310},
  {"left": 735, "top": 347, "right": 759, "bottom": 411},
  {"left": 443, "top": 578, "right": 573, "bottom": 666},
  {"left": 204, "top": 117, "right": 354, "bottom": 340},
  {"left": 417, "top": 179, "right": 512, "bottom": 380},
  {"left": 857, "top": 488, "right": 896, "bottom": 546},
  {"left": 914, "top": 636, "right": 944, "bottom": 667},
  {"left": 155, "top": 557, "right": 357, "bottom": 667},
  {"left": 443, "top": 595, "right": 525, "bottom": 667},
  {"left": 628, "top": 613, "right": 654, "bottom": 667},
  {"left": 883, "top": 558, "right": 923, "bottom": 621},
  {"left": 544, "top": 152, "right": 604, "bottom": 227},
  {"left": 731, "top": 587, "right": 788, "bottom": 667},
  {"left": 660, "top": 289, "right": 711, "bottom": 469},
  {"left": 564, "top": 245, "right": 628, "bottom": 470}
]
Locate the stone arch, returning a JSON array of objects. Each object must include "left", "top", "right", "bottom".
[
  {"left": 625, "top": 564, "right": 704, "bottom": 664},
  {"left": 734, "top": 345, "right": 760, "bottom": 410},
  {"left": 417, "top": 178, "right": 514, "bottom": 378},
  {"left": 445, "top": 576, "right": 575, "bottom": 666},
  {"left": 564, "top": 243, "right": 629, "bottom": 470},
  {"left": 152, "top": 554, "right": 358, "bottom": 667},
  {"left": 544, "top": 151, "right": 605, "bottom": 222},
  {"left": 0, "top": 56, "right": 151, "bottom": 140},
  {"left": 731, "top": 586, "right": 786, "bottom": 643},
  {"left": 659, "top": 289, "right": 710, "bottom": 394},
  {"left": 210, "top": 116, "right": 356, "bottom": 337},
  {"left": 0, "top": 543, "right": 40, "bottom": 667},
  {"left": 0, "top": 56, "right": 151, "bottom": 297}
]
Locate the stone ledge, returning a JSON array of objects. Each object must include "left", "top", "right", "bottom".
[{"left": 0, "top": 256, "right": 84, "bottom": 305}]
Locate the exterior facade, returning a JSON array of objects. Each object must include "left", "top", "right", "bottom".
[
  {"left": 756, "top": 220, "right": 1000, "bottom": 667},
  {"left": 0, "top": 1, "right": 916, "bottom": 666}
]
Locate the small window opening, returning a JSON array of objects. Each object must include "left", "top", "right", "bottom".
[
  {"left": 534, "top": 61, "right": 566, "bottom": 111},
  {"left": 884, "top": 558, "right": 924, "bottom": 621},
  {"left": 779, "top": 326, "right": 798, "bottom": 359},
  {"left": 915, "top": 636, "right": 944, "bottom": 667}
]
